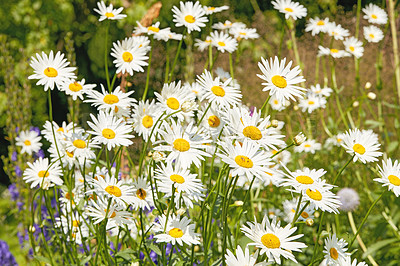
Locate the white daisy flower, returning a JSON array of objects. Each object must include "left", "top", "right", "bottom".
[
  {"left": 210, "top": 31, "right": 238, "bottom": 53},
  {"left": 60, "top": 78, "right": 96, "bottom": 101},
  {"left": 363, "top": 25, "right": 384, "bottom": 43},
  {"left": 280, "top": 166, "right": 328, "bottom": 192},
  {"left": 323, "top": 234, "right": 350, "bottom": 265},
  {"left": 343, "top": 37, "right": 364, "bottom": 58},
  {"left": 241, "top": 215, "right": 307, "bottom": 264},
  {"left": 16, "top": 130, "right": 42, "bottom": 155},
  {"left": 318, "top": 46, "right": 351, "bottom": 58},
  {"left": 111, "top": 37, "right": 149, "bottom": 75},
  {"left": 298, "top": 94, "right": 327, "bottom": 113},
  {"left": 269, "top": 94, "right": 290, "bottom": 111},
  {"left": 225, "top": 106, "right": 285, "bottom": 150},
  {"left": 85, "top": 84, "right": 136, "bottom": 114},
  {"left": 327, "top": 22, "right": 350, "bottom": 40},
  {"left": 343, "top": 257, "right": 368, "bottom": 266},
  {"left": 154, "top": 81, "right": 195, "bottom": 122},
  {"left": 131, "top": 35, "right": 151, "bottom": 51},
  {"left": 153, "top": 214, "right": 200, "bottom": 246},
  {"left": 341, "top": 128, "right": 382, "bottom": 163},
  {"left": 155, "top": 29, "right": 184, "bottom": 42},
  {"left": 229, "top": 27, "right": 260, "bottom": 40},
  {"left": 94, "top": 1, "right": 127, "bottom": 21},
  {"left": 23, "top": 157, "right": 63, "bottom": 190},
  {"left": 203, "top": 5, "right": 229, "bottom": 15},
  {"left": 325, "top": 133, "right": 346, "bottom": 148},
  {"left": 217, "top": 139, "right": 274, "bottom": 182},
  {"left": 197, "top": 70, "right": 242, "bottom": 108},
  {"left": 130, "top": 177, "right": 154, "bottom": 211},
  {"left": 302, "top": 183, "right": 341, "bottom": 213},
  {"left": 282, "top": 197, "right": 315, "bottom": 223},
  {"left": 362, "top": 3, "right": 388, "bottom": 25},
  {"left": 42, "top": 120, "right": 77, "bottom": 143},
  {"left": 257, "top": 56, "right": 306, "bottom": 102},
  {"left": 28, "top": 51, "right": 76, "bottom": 91},
  {"left": 272, "top": 0, "right": 307, "bottom": 20},
  {"left": 305, "top": 17, "right": 330, "bottom": 36},
  {"left": 131, "top": 100, "right": 162, "bottom": 142},
  {"left": 87, "top": 173, "right": 135, "bottom": 207},
  {"left": 134, "top": 21, "right": 170, "bottom": 38},
  {"left": 155, "top": 163, "right": 204, "bottom": 195},
  {"left": 310, "top": 84, "right": 333, "bottom": 97},
  {"left": 183, "top": 81, "right": 205, "bottom": 100},
  {"left": 374, "top": 158, "right": 400, "bottom": 197},
  {"left": 294, "top": 139, "right": 322, "bottom": 154},
  {"left": 198, "top": 104, "right": 226, "bottom": 139},
  {"left": 154, "top": 120, "right": 211, "bottom": 169},
  {"left": 86, "top": 197, "right": 132, "bottom": 228},
  {"left": 225, "top": 246, "right": 265, "bottom": 266},
  {"left": 87, "top": 110, "right": 134, "bottom": 151},
  {"left": 212, "top": 20, "right": 246, "bottom": 31},
  {"left": 195, "top": 36, "right": 212, "bottom": 52},
  {"left": 55, "top": 211, "right": 89, "bottom": 244},
  {"left": 65, "top": 131, "right": 98, "bottom": 161},
  {"left": 172, "top": 1, "right": 208, "bottom": 34}
]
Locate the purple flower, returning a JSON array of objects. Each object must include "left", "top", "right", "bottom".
[
  {"left": 8, "top": 184, "right": 19, "bottom": 201},
  {"left": 34, "top": 149, "right": 45, "bottom": 159},
  {"left": 11, "top": 151, "right": 17, "bottom": 162},
  {"left": 15, "top": 166, "right": 22, "bottom": 177},
  {"left": 0, "top": 240, "right": 18, "bottom": 265},
  {"left": 30, "top": 127, "right": 41, "bottom": 135}
]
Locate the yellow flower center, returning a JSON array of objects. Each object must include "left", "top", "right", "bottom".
[
  {"left": 148, "top": 26, "right": 160, "bottom": 33},
  {"left": 271, "top": 75, "right": 287, "bottom": 88},
  {"left": 306, "top": 189, "right": 322, "bottom": 201},
  {"left": 284, "top": 7, "right": 293, "bottom": 12},
  {"left": 105, "top": 185, "right": 122, "bottom": 197},
  {"left": 43, "top": 67, "right": 58, "bottom": 77},
  {"left": 369, "top": 34, "right": 375, "bottom": 39},
  {"left": 24, "top": 140, "right": 32, "bottom": 146},
  {"left": 243, "top": 126, "right": 262, "bottom": 140},
  {"left": 208, "top": 7, "right": 216, "bottom": 11},
  {"left": 296, "top": 175, "right": 314, "bottom": 184},
  {"left": 330, "top": 49, "right": 339, "bottom": 53},
  {"left": 349, "top": 46, "right": 355, "bottom": 52},
  {"left": 105, "top": 209, "right": 117, "bottom": 218},
  {"left": 308, "top": 101, "right": 315, "bottom": 105},
  {"left": 273, "top": 99, "right": 279, "bottom": 104},
  {"left": 388, "top": 175, "right": 400, "bottom": 186},
  {"left": 66, "top": 150, "right": 74, "bottom": 158},
  {"left": 371, "top": 14, "right": 378, "bottom": 19},
  {"left": 170, "top": 174, "right": 185, "bottom": 184},
  {"left": 142, "top": 115, "right": 153, "bottom": 128},
  {"left": 69, "top": 82, "right": 82, "bottom": 92},
  {"left": 211, "top": 85, "right": 225, "bottom": 97},
  {"left": 208, "top": 115, "right": 221, "bottom": 128},
  {"left": 57, "top": 127, "right": 65, "bottom": 133},
  {"left": 353, "top": 143, "right": 366, "bottom": 155},
  {"left": 166, "top": 97, "right": 180, "bottom": 110},
  {"left": 122, "top": 51, "right": 133, "bottom": 62},
  {"left": 38, "top": 170, "right": 50, "bottom": 178},
  {"left": 169, "top": 228, "right": 184, "bottom": 238},
  {"left": 173, "top": 138, "right": 190, "bottom": 152},
  {"left": 304, "top": 144, "right": 311, "bottom": 148},
  {"left": 317, "top": 20, "right": 325, "bottom": 26},
  {"left": 301, "top": 211, "right": 309, "bottom": 218},
  {"left": 72, "top": 220, "right": 80, "bottom": 227},
  {"left": 235, "top": 155, "right": 253, "bottom": 168},
  {"left": 73, "top": 139, "right": 86, "bottom": 149},
  {"left": 65, "top": 192, "right": 74, "bottom": 200},
  {"left": 102, "top": 128, "right": 116, "bottom": 139},
  {"left": 330, "top": 247, "right": 339, "bottom": 260},
  {"left": 205, "top": 39, "right": 212, "bottom": 43},
  {"left": 239, "top": 32, "right": 246, "bottom": 36},
  {"left": 105, "top": 12, "right": 114, "bottom": 18},
  {"left": 261, "top": 233, "right": 280, "bottom": 249},
  {"left": 218, "top": 41, "right": 226, "bottom": 47},
  {"left": 103, "top": 94, "right": 119, "bottom": 105},
  {"left": 136, "top": 188, "right": 147, "bottom": 200},
  {"left": 184, "top": 15, "right": 196, "bottom": 23}
]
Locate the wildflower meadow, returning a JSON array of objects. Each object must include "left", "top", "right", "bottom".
[{"left": 1, "top": 0, "right": 400, "bottom": 265}]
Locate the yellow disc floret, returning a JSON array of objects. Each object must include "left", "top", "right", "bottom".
[
  {"left": 242, "top": 126, "right": 262, "bottom": 140},
  {"left": 69, "top": 82, "right": 83, "bottom": 92},
  {"left": 388, "top": 175, "right": 400, "bottom": 186},
  {"left": 166, "top": 97, "right": 180, "bottom": 110},
  {"left": 104, "top": 94, "right": 119, "bottom": 104},
  {"left": 306, "top": 189, "right": 322, "bottom": 201},
  {"left": 38, "top": 170, "right": 50, "bottom": 178},
  {"left": 173, "top": 138, "right": 190, "bottom": 152},
  {"left": 73, "top": 139, "right": 87, "bottom": 149},
  {"left": 169, "top": 228, "right": 184, "bottom": 238},
  {"left": 271, "top": 75, "right": 287, "bottom": 88},
  {"left": 102, "top": 128, "right": 116, "bottom": 139},
  {"left": 142, "top": 115, "right": 154, "bottom": 128},
  {"left": 208, "top": 115, "right": 221, "bottom": 128},
  {"left": 261, "top": 233, "right": 280, "bottom": 249},
  {"left": 44, "top": 67, "right": 58, "bottom": 77},
  {"left": 105, "top": 185, "right": 122, "bottom": 197},
  {"left": 170, "top": 174, "right": 185, "bottom": 184},
  {"left": 235, "top": 155, "right": 253, "bottom": 168},
  {"left": 122, "top": 51, "right": 133, "bottom": 62},
  {"left": 353, "top": 143, "right": 366, "bottom": 155},
  {"left": 296, "top": 175, "right": 314, "bottom": 184},
  {"left": 211, "top": 86, "right": 225, "bottom": 97},
  {"left": 184, "top": 15, "right": 195, "bottom": 23}
]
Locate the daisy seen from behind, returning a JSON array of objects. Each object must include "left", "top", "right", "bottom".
[
  {"left": 241, "top": 215, "right": 307, "bottom": 264},
  {"left": 28, "top": 51, "right": 76, "bottom": 91},
  {"left": 94, "top": 1, "right": 127, "bottom": 21},
  {"left": 341, "top": 128, "right": 382, "bottom": 163},
  {"left": 172, "top": 1, "right": 208, "bottom": 34},
  {"left": 257, "top": 56, "right": 306, "bottom": 102}
]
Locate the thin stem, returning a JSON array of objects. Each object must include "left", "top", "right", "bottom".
[
  {"left": 169, "top": 30, "right": 186, "bottom": 82},
  {"left": 388, "top": 0, "right": 400, "bottom": 104},
  {"left": 260, "top": 95, "right": 271, "bottom": 118},
  {"left": 332, "top": 155, "right": 354, "bottom": 185},
  {"left": 229, "top": 53, "right": 234, "bottom": 80},
  {"left": 143, "top": 37, "right": 153, "bottom": 101},
  {"left": 104, "top": 21, "right": 110, "bottom": 91}
]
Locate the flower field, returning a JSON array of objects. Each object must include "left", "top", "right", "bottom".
[{"left": 1, "top": 0, "right": 400, "bottom": 265}]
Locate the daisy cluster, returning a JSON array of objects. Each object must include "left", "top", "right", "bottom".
[{"left": 14, "top": 0, "right": 398, "bottom": 265}]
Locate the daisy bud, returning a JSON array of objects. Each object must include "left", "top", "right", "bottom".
[
  {"left": 181, "top": 100, "right": 197, "bottom": 113},
  {"left": 293, "top": 105, "right": 299, "bottom": 111},
  {"left": 306, "top": 218, "right": 314, "bottom": 227},
  {"left": 271, "top": 119, "right": 279, "bottom": 128},
  {"left": 176, "top": 208, "right": 186, "bottom": 216},
  {"left": 352, "top": 101, "right": 359, "bottom": 107},
  {"left": 152, "top": 151, "right": 166, "bottom": 162},
  {"left": 131, "top": 262, "right": 139, "bottom": 266},
  {"left": 194, "top": 245, "right": 200, "bottom": 252},
  {"left": 147, "top": 151, "right": 153, "bottom": 157},
  {"left": 293, "top": 132, "right": 306, "bottom": 146},
  {"left": 365, "top": 82, "right": 372, "bottom": 89},
  {"left": 29, "top": 225, "right": 36, "bottom": 233},
  {"left": 234, "top": 200, "right": 244, "bottom": 206},
  {"left": 367, "top": 92, "right": 376, "bottom": 100}
]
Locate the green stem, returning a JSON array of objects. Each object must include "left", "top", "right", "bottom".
[
  {"left": 332, "top": 155, "right": 354, "bottom": 185},
  {"left": 229, "top": 53, "right": 234, "bottom": 80},
  {"left": 105, "top": 21, "right": 110, "bottom": 92},
  {"left": 169, "top": 30, "right": 186, "bottom": 82},
  {"left": 143, "top": 37, "right": 153, "bottom": 101}
]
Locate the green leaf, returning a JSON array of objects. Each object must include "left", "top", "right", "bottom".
[
  {"left": 115, "top": 248, "right": 135, "bottom": 261},
  {"left": 387, "top": 141, "right": 399, "bottom": 153},
  {"left": 148, "top": 243, "right": 162, "bottom": 256},
  {"left": 362, "top": 238, "right": 399, "bottom": 258},
  {"left": 33, "top": 255, "right": 51, "bottom": 264},
  {"left": 364, "top": 120, "right": 383, "bottom": 129}
]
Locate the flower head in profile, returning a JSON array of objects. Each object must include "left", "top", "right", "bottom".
[
  {"left": 318, "top": 46, "right": 351, "bottom": 58},
  {"left": 241, "top": 215, "right": 307, "bottom": 264},
  {"left": 362, "top": 3, "right": 388, "bottom": 25},
  {"left": 327, "top": 22, "right": 350, "bottom": 40},
  {"left": 272, "top": 0, "right": 307, "bottom": 20},
  {"left": 172, "top": 1, "right": 208, "bottom": 34},
  {"left": 341, "top": 128, "right": 382, "bottom": 163},
  {"left": 203, "top": 5, "right": 229, "bottom": 15},
  {"left": 94, "top": 1, "right": 127, "bottom": 21},
  {"left": 257, "top": 56, "right": 306, "bottom": 102},
  {"left": 374, "top": 158, "right": 400, "bottom": 197},
  {"left": 229, "top": 27, "right": 260, "bottom": 40},
  {"left": 298, "top": 93, "right": 327, "bottom": 113},
  {"left": 28, "top": 51, "right": 76, "bottom": 91}
]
